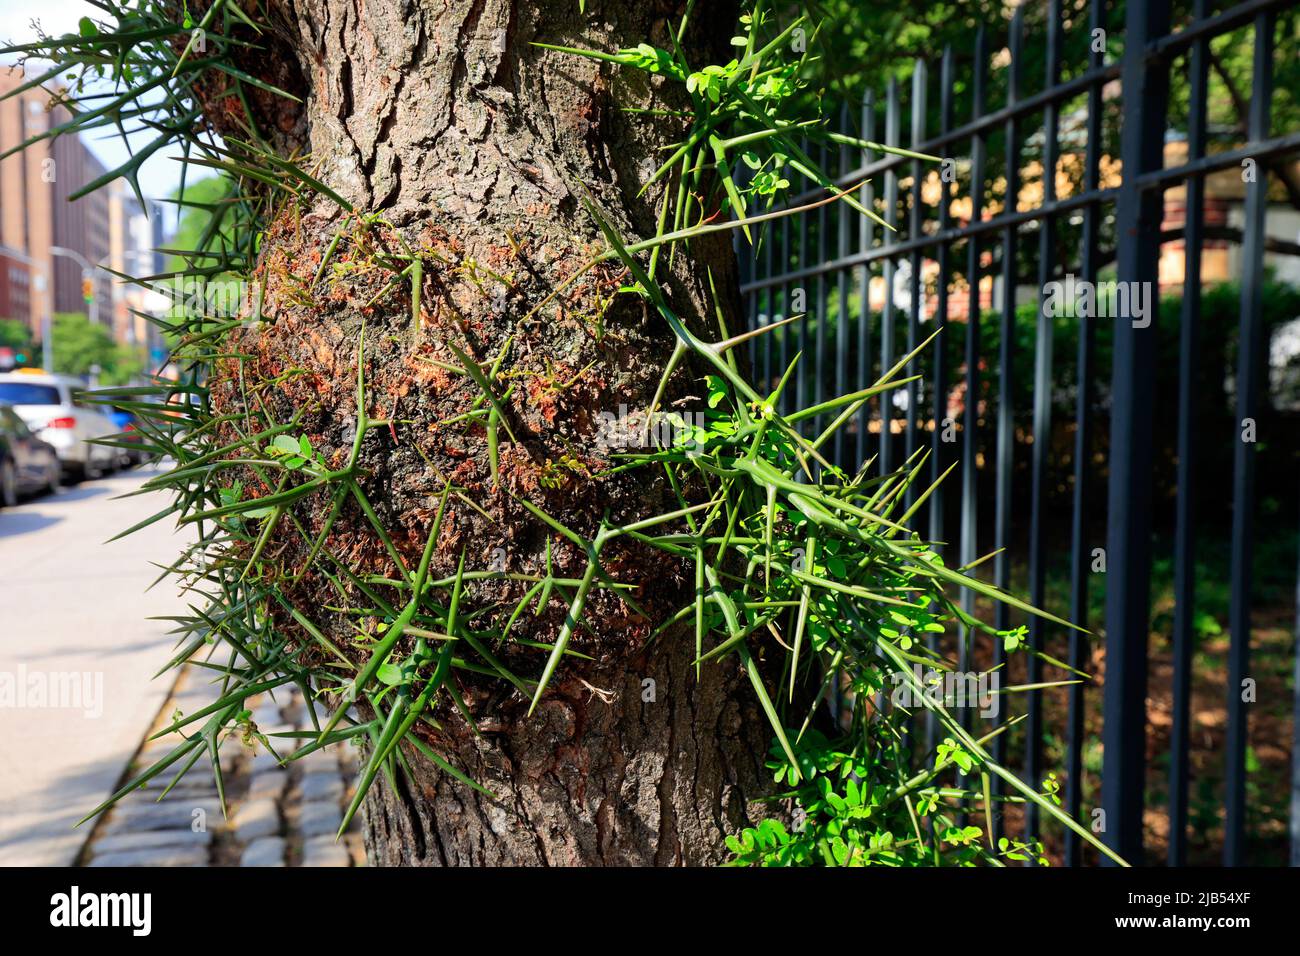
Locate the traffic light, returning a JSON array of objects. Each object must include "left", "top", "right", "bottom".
[{"left": 82, "top": 275, "right": 94, "bottom": 303}]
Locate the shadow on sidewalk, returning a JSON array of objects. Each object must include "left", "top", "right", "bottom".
[{"left": 0, "top": 511, "right": 62, "bottom": 538}]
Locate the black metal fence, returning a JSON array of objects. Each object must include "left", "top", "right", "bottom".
[{"left": 736, "top": 0, "right": 1300, "bottom": 865}]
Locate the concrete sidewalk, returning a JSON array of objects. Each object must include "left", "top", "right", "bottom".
[
  {"left": 0, "top": 468, "right": 189, "bottom": 866},
  {"left": 0, "top": 467, "right": 367, "bottom": 867}
]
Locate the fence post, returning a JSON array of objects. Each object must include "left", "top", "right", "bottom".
[
  {"left": 1065, "top": 0, "right": 1108, "bottom": 869},
  {"left": 1224, "top": 9, "right": 1276, "bottom": 868},
  {"left": 1100, "top": 0, "right": 1171, "bottom": 866}
]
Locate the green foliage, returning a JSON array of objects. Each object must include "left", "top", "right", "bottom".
[
  {"left": 725, "top": 730, "right": 1051, "bottom": 866},
  {"left": 162, "top": 175, "right": 236, "bottom": 294},
  {"left": 800, "top": 2, "right": 1300, "bottom": 181},
  {"left": 538, "top": 0, "right": 1121, "bottom": 866},
  {"left": 0, "top": 318, "right": 33, "bottom": 350},
  {"left": 49, "top": 312, "right": 142, "bottom": 385},
  {"left": 0, "top": 319, "right": 36, "bottom": 365},
  {"left": 579, "top": 190, "right": 1118, "bottom": 862},
  {"left": 538, "top": 0, "right": 935, "bottom": 237}
]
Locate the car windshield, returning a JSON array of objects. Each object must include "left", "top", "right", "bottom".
[{"left": 0, "top": 382, "right": 61, "bottom": 405}]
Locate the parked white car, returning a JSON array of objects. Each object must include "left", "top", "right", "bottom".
[{"left": 0, "top": 371, "right": 120, "bottom": 479}]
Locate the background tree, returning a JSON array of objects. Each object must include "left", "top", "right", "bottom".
[
  {"left": 48, "top": 311, "right": 143, "bottom": 385},
  {"left": 0, "top": 319, "right": 36, "bottom": 365}
]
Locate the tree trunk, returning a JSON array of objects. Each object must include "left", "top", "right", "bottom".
[
  {"left": 210, "top": 0, "right": 779, "bottom": 864},
  {"left": 362, "top": 615, "right": 774, "bottom": 866}
]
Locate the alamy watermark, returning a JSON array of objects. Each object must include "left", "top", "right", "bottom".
[
  {"left": 0, "top": 664, "right": 103, "bottom": 718},
  {"left": 595, "top": 404, "right": 708, "bottom": 457},
  {"left": 890, "top": 664, "right": 1000, "bottom": 720},
  {"left": 50, "top": 886, "right": 151, "bottom": 936},
  {"left": 164, "top": 274, "right": 261, "bottom": 323},
  {"left": 1043, "top": 273, "right": 1154, "bottom": 328}
]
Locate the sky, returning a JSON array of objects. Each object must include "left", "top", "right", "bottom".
[{"left": 0, "top": 0, "right": 191, "bottom": 202}]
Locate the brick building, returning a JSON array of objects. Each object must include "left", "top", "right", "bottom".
[{"left": 0, "top": 65, "right": 114, "bottom": 338}]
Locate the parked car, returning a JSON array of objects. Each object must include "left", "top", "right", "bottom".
[
  {"left": 106, "top": 408, "right": 147, "bottom": 467},
  {"left": 0, "top": 371, "right": 119, "bottom": 480},
  {"left": 0, "top": 403, "right": 60, "bottom": 506}
]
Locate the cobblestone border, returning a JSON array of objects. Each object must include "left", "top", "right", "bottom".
[{"left": 77, "top": 666, "right": 366, "bottom": 867}]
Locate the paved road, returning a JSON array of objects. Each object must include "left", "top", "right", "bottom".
[{"left": 0, "top": 468, "right": 189, "bottom": 866}]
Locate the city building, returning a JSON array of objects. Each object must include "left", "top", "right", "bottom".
[
  {"left": 108, "top": 181, "right": 168, "bottom": 371},
  {"left": 0, "top": 65, "right": 116, "bottom": 344}
]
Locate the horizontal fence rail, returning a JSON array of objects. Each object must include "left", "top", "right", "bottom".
[{"left": 736, "top": 0, "right": 1300, "bottom": 866}]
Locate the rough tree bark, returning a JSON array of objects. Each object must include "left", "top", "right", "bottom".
[{"left": 205, "top": 0, "right": 782, "bottom": 864}]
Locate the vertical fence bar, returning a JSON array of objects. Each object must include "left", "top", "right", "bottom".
[
  {"left": 1224, "top": 8, "right": 1276, "bottom": 869},
  {"left": 763, "top": 224, "right": 775, "bottom": 396},
  {"left": 1293, "top": 535, "right": 1300, "bottom": 866},
  {"left": 930, "top": 46, "right": 954, "bottom": 550},
  {"left": 1065, "top": 0, "right": 1106, "bottom": 869},
  {"left": 867, "top": 136, "right": 888, "bottom": 747},
  {"left": 1168, "top": 0, "right": 1211, "bottom": 869},
  {"left": 831, "top": 128, "right": 846, "bottom": 723},
  {"left": 857, "top": 91, "right": 876, "bottom": 467},
  {"left": 959, "top": 26, "right": 987, "bottom": 734},
  {"left": 781, "top": 215, "right": 793, "bottom": 415},
  {"left": 880, "top": 78, "right": 900, "bottom": 475},
  {"left": 906, "top": 60, "right": 927, "bottom": 511},
  {"left": 835, "top": 103, "right": 851, "bottom": 470},
  {"left": 991, "top": 9, "right": 1024, "bottom": 829},
  {"left": 994, "top": 6, "right": 1023, "bottom": 635},
  {"left": 737, "top": 158, "right": 757, "bottom": 373},
  {"left": 816, "top": 140, "right": 831, "bottom": 442},
  {"left": 1101, "top": 0, "right": 1170, "bottom": 867},
  {"left": 742, "top": 229, "right": 758, "bottom": 369},
  {"left": 1025, "top": 0, "right": 1063, "bottom": 849},
  {"left": 796, "top": 138, "right": 812, "bottom": 419},
  {"left": 924, "top": 47, "right": 953, "bottom": 759},
  {"left": 902, "top": 56, "right": 927, "bottom": 763}
]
